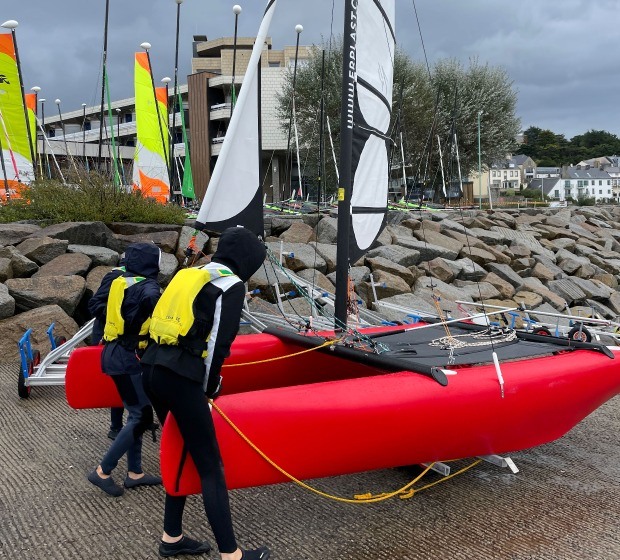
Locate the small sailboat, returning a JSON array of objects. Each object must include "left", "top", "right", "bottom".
[
  {"left": 67, "top": 0, "right": 620, "bottom": 495},
  {"left": 0, "top": 29, "right": 35, "bottom": 201},
  {"left": 132, "top": 51, "right": 170, "bottom": 204}
]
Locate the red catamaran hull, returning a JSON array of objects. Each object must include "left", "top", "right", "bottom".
[{"left": 65, "top": 328, "right": 620, "bottom": 495}]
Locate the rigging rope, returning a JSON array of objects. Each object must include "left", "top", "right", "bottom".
[
  {"left": 211, "top": 399, "right": 481, "bottom": 503},
  {"left": 222, "top": 339, "right": 337, "bottom": 368}
]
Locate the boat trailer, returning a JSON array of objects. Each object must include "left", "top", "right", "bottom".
[{"left": 17, "top": 318, "right": 95, "bottom": 399}]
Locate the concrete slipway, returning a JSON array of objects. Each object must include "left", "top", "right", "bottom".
[{"left": 0, "top": 362, "right": 618, "bottom": 560}]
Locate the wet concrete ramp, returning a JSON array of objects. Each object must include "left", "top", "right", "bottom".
[{"left": 0, "top": 362, "right": 618, "bottom": 559}]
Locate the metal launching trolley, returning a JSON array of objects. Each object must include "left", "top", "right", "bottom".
[{"left": 17, "top": 318, "right": 94, "bottom": 399}]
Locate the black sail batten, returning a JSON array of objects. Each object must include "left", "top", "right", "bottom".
[
  {"left": 351, "top": 206, "right": 387, "bottom": 214},
  {"left": 357, "top": 77, "right": 391, "bottom": 115},
  {"left": 370, "top": 0, "right": 396, "bottom": 43}
]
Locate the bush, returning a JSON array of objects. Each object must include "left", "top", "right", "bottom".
[
  {"left": 0, "top": 174, "right": 187, "bottom": 225},
  {"left": 575, "top": 197, "right": 596, "bottom": 207},
  {"left": 520, "top": 188, "right": 544, "bottom": 201}
]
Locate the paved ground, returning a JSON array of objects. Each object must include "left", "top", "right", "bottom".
[{"left": 0, "top": 360, "right": 618, "bottom": 560}]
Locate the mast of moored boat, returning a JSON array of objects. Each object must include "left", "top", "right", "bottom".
[
  {"left": 334, "top": 0, "right": 357, "bottom": 329},
  {"left": 97, "top": 0, "right": 110, "bottom": 172}
]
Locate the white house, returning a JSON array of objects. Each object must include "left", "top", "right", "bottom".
[{"left": 560, "top": 166, "right": 613, "bottom": 202}]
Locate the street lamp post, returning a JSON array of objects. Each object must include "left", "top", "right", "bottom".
[
  {"left": 55, "top": 98, "right": 70, "bottom": 162},
  {"left": 31, "top": 86, "right": 41, "bottom": 175},
  {"left": 40, "top": 98, "right": 48, "bottom": 178},
  {"left": 231, "top": 5, "right": 242, "bottom": 113},
  {"left": 82, "top": 103, "right": 87, "bottom": 168},
  {"left": 115, "top": 107, "right": 121, "bottom": 140},
  {"left": 161, "top": 76, "right": 172, "bottom": 187},
  {"left": 115, "top": 107, "right": 123, "bottom": 183},
  {"left": 477, "top": 110, "right": 482, "bottom": 209}
]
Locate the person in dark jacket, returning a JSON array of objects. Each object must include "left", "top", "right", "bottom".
[
  {"left": 88, "top": 255, "right": 126, "bottom": 440},
  {"left": 87, "top": 242, "right": 162, "bottom": 497},
  {"left": 142, "top": 227, "right": 270, "bottom": 560}
]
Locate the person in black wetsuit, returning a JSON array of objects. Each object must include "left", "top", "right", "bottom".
[{"left": 141, "top": 226, "right": 270, "bottom": 560}]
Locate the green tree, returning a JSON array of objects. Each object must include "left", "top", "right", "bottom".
[
  {"left": 518, "top": 127, "right": 620, "bottom": 166},
  {"left": 277, "top": 39, "right": 520, "bottom": 198}
]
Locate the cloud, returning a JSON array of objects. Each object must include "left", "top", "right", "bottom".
[{"left": 3, "top": 0, "right": 619, "bottom": 140}]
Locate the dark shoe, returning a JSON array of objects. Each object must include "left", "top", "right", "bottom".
[
  {"left": 87, "top": 469, "right": 124, "bottom": 497},
  {"left": 241, "top": 547, "right": 271, "bottom": 559},
  {"left": 107, "top": 427, "right": 121, "bottom": 440},
  {"left": 124, "top": 473, "right": 162, "bottom": 488},
  {"left": 159, "top": 536, "right": 212, "bottom": 557}
]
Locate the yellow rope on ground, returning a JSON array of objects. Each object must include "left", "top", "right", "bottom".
[
  {"left": 222, "top": 339, "right": 338, "bottom": 368},
  {"left": 396, "top": 459, "right": 482, "bottom": 499},
  {"left": 211, "top": 400, "right": 480, "bottom": 503}
]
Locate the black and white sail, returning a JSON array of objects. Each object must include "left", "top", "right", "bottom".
[
  {"left": 349, "top": 0, "right": 395, "bottom": 262},
  {"left": 335, "top": 0, "right": 395, "bottom": 325},
  {"left": 195, "top": 0, "right": 277, "bottom": 236}
]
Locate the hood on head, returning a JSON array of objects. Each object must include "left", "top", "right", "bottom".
[
  {"left": 212, "top": 226, "right": 266, "bottom": 282},
  {"left": 123, "top": 242, "right": 161, "bottom": 279}
]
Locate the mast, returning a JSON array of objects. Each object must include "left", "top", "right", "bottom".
[
  {"left": 284, "top": 24, "right": 303, "bottom": 201},
  {"left": 97, "top": 0, "right": 110, "bottom": 169},
  {"left": 334, "top": 0, "right": 357, "bottom": 328},
  {"left": 0, "top": 115, "right": 9, "bottom": 196},
  {"left": 171, "top": 0, "right": 184, "bottom": 199},
  {"left": 318, "top": 50, "right": 326, "bottom": 205}
]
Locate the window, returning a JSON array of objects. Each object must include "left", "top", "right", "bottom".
[
  {"left": 269, "top": 62, "right": 281, "bottom": 68},
  {"left": 565, "top": 180, "right": 570, "bottom": 188},
  {"left": 599, "top": 189, "right": 603, "bottom": 195},
  {"left": 492, "top": 171, "right": 497, "bottom": 177},
  {"left": 599, "top": 180, "right": 603, "bottom": 185}
]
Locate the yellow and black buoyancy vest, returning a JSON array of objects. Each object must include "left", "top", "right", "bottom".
[
  {"left": 103, "top": 275, "right": 150, "bottom": 349},
  {"left": 148, "top": 265, "right": 236, "bottom": 358}
]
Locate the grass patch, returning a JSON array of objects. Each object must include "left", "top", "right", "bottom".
[{"left": 0, "top": 174, "right": 187, "bottom": 225}]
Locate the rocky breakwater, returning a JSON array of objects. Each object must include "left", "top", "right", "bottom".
[
  {"left": 258, "top": 206, "right": 620, "bottom": 335},
  {"left": 2, "top": 205, "right": 620, "bottom": 363},
  {"left": 0, "top": 220, "right": 211, "bottom": 362}
]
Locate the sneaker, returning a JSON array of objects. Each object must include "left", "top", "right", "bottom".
[
  {"left": 87, "top": 469, "right": 124, "bottom": 497},
  {"left": 107, "top": 428, "right": 121, "bottom": 440},
  {"left": 124, "top": 473, "right": 162, "bottom": 489},
  {"left": 241, "top": 546, "right": 271, "bottom": 559},
  {"left": 159, "top": 536, "right": 212, "bottom": 558}
]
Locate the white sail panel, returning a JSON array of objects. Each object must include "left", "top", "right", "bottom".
[
  {"left": 351, "top": 135, "right": 389, "bottom": 250},
  {"left": 349, "top": 0, "right": 395, "bottom": 261},
  {"left": 195, "top": 0, "right": 277, "bottom": 234},
  {"left": 356, "top": 0, "right": 394, "bottom": 129}
]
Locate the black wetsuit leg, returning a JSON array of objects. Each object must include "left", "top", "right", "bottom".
[{"left": 143, "top": 363, "right": 237, "bottom": 553}]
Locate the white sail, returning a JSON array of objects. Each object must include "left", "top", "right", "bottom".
[
  {"left": 195, "top": 0, "right": 278, "bottom": 235},
  {"left": 349, "top": 0, "right": 395, "bottom": 260}
]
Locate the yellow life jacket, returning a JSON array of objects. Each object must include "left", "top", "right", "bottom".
[
  {"left": 149, "top": 264, "right": 236, "bottom": 357},
  {"left": 103, "top": 275, "right": 150, "bottom": 349}
]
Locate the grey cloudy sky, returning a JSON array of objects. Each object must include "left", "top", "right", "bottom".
[{"left": 3, "top": 0, "right": 619, "bottom": 139}]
